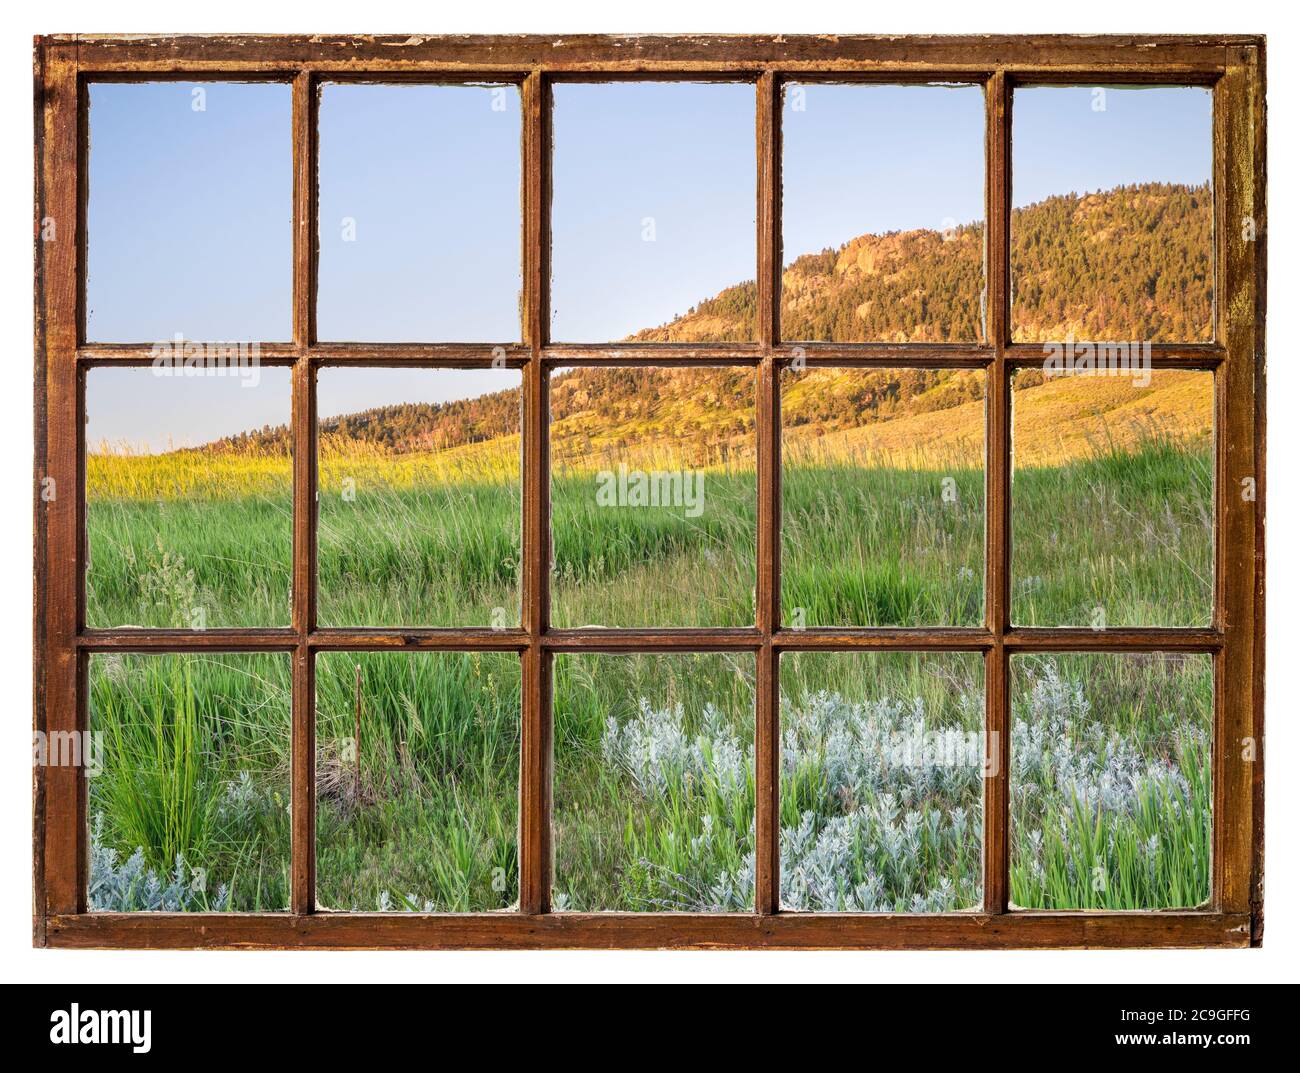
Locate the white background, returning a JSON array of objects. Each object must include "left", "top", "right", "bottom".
[{"left": 1, "top": 0, "right": 1293, "bottom": 986}]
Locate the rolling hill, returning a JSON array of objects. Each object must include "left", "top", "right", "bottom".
[{"left": 208, "top": 181, "right": 1213, "bottom": 467}]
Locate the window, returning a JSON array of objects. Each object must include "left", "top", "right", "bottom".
[{"left": 35, "top": 35, "right": 1265, "bottom": 950}]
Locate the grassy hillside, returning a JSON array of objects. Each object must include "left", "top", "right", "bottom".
[{"left": 189, "top": 182, "right": 1213, "bottom": 472}]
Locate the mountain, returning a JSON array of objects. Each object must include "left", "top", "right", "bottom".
[
  {"left": 214, "top": 182, "right": 1212, "bottom": 465},
  {"left": 632, "top": 180, "right": 1211, "bottom": 344}
]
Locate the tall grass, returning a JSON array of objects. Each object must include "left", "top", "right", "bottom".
[
  {"left": 314, "top": 651, "right": 519, "bottom": 911},
  {"left": 1013, "top": 435, "right": 1212, "bottom": 626},
  {"left": 1009, "top": 653, "right": 1212, "bottom": 909},
  {"left": 85, "top": 434, "right": 1213, "bottom": 913},
  {"left": 89, "top": 653, "right": 291, "bottom": 911}
]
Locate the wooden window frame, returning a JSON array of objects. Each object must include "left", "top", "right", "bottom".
[{"left": 33, "top": 33, "right": 1266, "bottom": 950}]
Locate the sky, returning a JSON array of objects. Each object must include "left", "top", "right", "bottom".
[
  {"left": 87, "top": 81, "right": 293, "bottom": 344},
  {"left": 782, "top": 83, "right": 985, "bottom": 260},
  {"left": 316, "top": 83, "right": 522, "bottom": 342},
  {"left": 1013, "top": 85, "right": 1212, "bottom": 208},
  {"left": 85, "top": 81, "right": 1211, "bottom": 451},
  {"left": 549, "top": 81, "right": 756, "bottom": 342}
]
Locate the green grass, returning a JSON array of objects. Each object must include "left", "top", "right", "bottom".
[
  {"left": 315, "top": 651, "right": 520, "bottom": 911},
  {"left": 89, "top": 653, "right": 291, "bottom": 911},
  {"left": 85, "top": 437, "right": 1213, "bottom": 913},
  {"left": 1013, "top": 437, "right": 1213, "bottom": 627},
  {"left": 1009, "top": 653, "right": 1212, "bottom": 909}
]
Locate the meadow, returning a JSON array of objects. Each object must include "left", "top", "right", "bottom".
[{"left": 84, "top": 398, "right": 1214, "bottom": 913}]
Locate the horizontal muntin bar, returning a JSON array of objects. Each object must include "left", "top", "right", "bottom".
[
  {"left": 1003, "top": 628, "right": 1224, "bottom": 652},
  {"left": 543, "top": 628, "right": 761, "bottom": 651},
  {"left": 772, "top": 344, "right": 992, "bottom": 367},
  {"left": 78, "top": 629, "right": 298, "bottom": 652},
  {"left": 76, "top": 342, "right": 1230, "bottom": 369},
  {"left": 76, "top": 344, "right": 534, "bottom": 366},
  {"left": 57, "top": 33, "right": 1247, "bottom": 72},
  {"left": 77, "top": 629, "right": 531, "bottom": 652},
  {"left": 77, "top": 344, "right": 300, "bottom": 366},
  {"left": 46, "top": 909, "right": 1250, "bottom": 950},
  {"left": 310, "top": 629, "right": 529, "bottom": 651},
  {"left": 542, "top": 345, "right": 762, "bottom": 364},
  {"left": 310, "top": 344, "right": 531, "bottom": 365},
  {"left": 1003, "top": 343, "right": 1226, "bottom": 368},
  {"left": 774, "top": 628, "right": 992, "bottom": 650}
]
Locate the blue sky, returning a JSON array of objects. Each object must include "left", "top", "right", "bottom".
[
  {"left": 782, "top": 83, "right": 985, "bottom": 259},
  {"left": 85, "top": 80, "right": 1211, "bottom": 451},
  {"left": 317, "top": 83, "right": 522, "bottom": 342},
  {"left": 549, "top": 81, "right": 756, "bottom": 342},
  {"left": 1013, "top": 85, "right": 1211, "bottom": 207},
  {"left": 87, "top": 81, "right": 293, "bottom": 344}
]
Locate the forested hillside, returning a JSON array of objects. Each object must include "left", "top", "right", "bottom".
[{"left": 211, "top": 182, "right": 1211, "bottom": 461}]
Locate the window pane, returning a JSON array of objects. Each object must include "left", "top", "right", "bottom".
[
  {"left": 317, "top": 367, "right": 522, "bottom": 628},
  {"left": 780, "top": 652, "right": 984, "bottom": 911},
  {"left": 317, "top": 83, "right": 522, "bottom": 342},
  {"left": 86, "top": 366, "right": 292, "bottom": 629},
  {"left": 315, "top": 652, "right": 520, "bottom": 911},
  {"left": 550, "top": 82, "right": 756, "bottom": 342},
  {"left": 781, "top": 83, "right": 985, "bottom": 343},
  {"left": 87, "top": 82, "right": 291, "bottom": 342},
  {"left": 1011, "top": 368, "right": 1213, "bottom": 627},
  {"left": 553, "top": 652, "right": 754, "bottom": 911},
  {"left": 782, "top": 367, "right": 985, "bottom": 626},
  {"left": 1011, "top": 653, "right": 1212, "bottom": 909},
  {"left": 1011, "top": 86, "right": 1213, "bottom": 342},
  {"left": 550, "top": 366, "right": 756, "bottom": 627},
  {"left": 88, "top": 653, "right": 291, "bottom": 912}
]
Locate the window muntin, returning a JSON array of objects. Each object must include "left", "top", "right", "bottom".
[{"left": 36, "top": 37, "right": 1262, "bottom": 951}]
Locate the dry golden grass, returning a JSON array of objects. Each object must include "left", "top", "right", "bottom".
[{"left": 784, "top": 370, "right": 1212, "bottom": 470}]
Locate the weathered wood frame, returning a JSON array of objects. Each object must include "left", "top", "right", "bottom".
[{"left": 33, "top": 34, "right": 1266, "bottom": 950}]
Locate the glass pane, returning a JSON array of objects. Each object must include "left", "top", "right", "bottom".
[
  {"left": 781, "top": 83, "right": 985, "bottom": 343},
  {"left": 550, "top": 366, "right": 757, "bottom": 627},
  {"left": 87, "top": 81, "right": 291, "bottom": 342},
  {"left": 86, "top": 366, "right": 292, "bottom": 629},
  {"left": 315, "top": 652, "right": 520, "bottom": 911},
  {"left": 782, "top": 367, "right": 985, "bottom": 626},
  {"left": 317, "top": 367, "right": 522, "bottom": 628},
  {"left": 553, "top": 652, "right": 755, "bottom": 911},
  {"left": 550, "top": 82, "right": 756, "bottom": 342},
  {"left": 1011, "top": 368, "right": 1213, "bottom": 627},
  {"left": 780, "top": 652, "right": 984, "bottom": 912},
  {"left": 1011, "top": 653, "right": 1212, "bottom": 909},
  {"left": 88, "top": 653, "right": 291, "bottom": 912},
  {"left": 317, "top": 83, "right": 522, "bottom": 342},
  {"left": 1012, "top": 85, "right": 1213, "bottom": 342}
]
